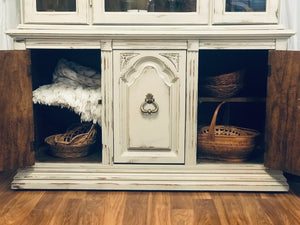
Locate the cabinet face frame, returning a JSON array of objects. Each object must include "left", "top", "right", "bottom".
[
  {"left": 93, "top": 0, "right": 209, "bottom": 24},
  {"left": 212, "top": 0, "right": 279, "bottom": 24},
  {"left": 113, "top": 50, "right": 186, "bottom": 164},
  {"left": 22, "top": 0, "right": 88, "bottom": 24}
]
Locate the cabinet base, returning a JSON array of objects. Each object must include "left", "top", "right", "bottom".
[{"left": 12, "top": 162, "right": 289, "bottom": 192}]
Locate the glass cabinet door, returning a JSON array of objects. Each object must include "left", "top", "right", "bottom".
[
  {"left": 105, "top": 0, "right": 196, "bottom": 12},
  {"left": 36, "top": 0, "right": 76, "bottom": 12},
  {"left": 23, "top": 0, "right": 88, "bottom": 24},
  {"left": 93, "top": 0, "right": 209, "bottom": 24},
  {"left": 213, "top": 0, "right": 279, "bottom": 24},
  {"left": 225, "top": 0, "right": 266, "bottom": 12}
]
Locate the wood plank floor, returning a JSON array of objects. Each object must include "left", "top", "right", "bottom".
[{"left": 1, "top": 171, "right": 300, "bottom": 225}]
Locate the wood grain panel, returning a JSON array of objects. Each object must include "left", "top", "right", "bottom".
[
  {"left": 265, "top": 50, "right": 300, "bottom": 176},
  {"left": 0, "top": 50, "right": 35, "bottom": 171},
  {"left": 122, "top": 192, "right": 149, "bottom": 225}
]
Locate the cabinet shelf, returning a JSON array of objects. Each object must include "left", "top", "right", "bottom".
[{"left": 198, "top": 97, "right": 266, "bottom": 103}]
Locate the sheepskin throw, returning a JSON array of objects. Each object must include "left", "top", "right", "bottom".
[{"left": 32, "top": 59, "right": 102, "bottom": 125}]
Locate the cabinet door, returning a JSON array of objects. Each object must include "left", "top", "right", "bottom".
[
  {"left": 213, "top": 0, "right": 279, "bottom": 24},
  {"left": 0, "top": 51, "right": 35, "bottom": 171},
  {"left": 265, "top": 51, "right": 300, "bottom": 176},
  {"left": 113, "top": 50, "right": 186, "bottom": 164},
  {"left": 23, "top": 0, "right": 88, "bottom": 24},
  {"left": 93, "top": 0, "right": 209, "bottom": 24}
]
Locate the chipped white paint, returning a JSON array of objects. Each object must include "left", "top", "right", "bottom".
[
  {"left": 113, "top": 49, "right": 186, "bottom": 164},
  {"left": 7, "top": 0, "right": 295, "bottom": 191},
  {"left": 185, "top": 40, "right": 199, "bottom": 166},
  {"left": 100, "top": 40, "right": 114, "bottom": 165},
  {"left": 12, "top": 163, "right": 288, "bottom": 191}
]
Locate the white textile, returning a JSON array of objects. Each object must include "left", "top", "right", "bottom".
[
  {"left": 32, "top": 59, "right": 102, "bottom": 124},
  {"left": 33, "top": 84, "right": 102, "bottom": 125}
]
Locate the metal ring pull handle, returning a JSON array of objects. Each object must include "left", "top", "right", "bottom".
[{"left": 140, "top": 93, "right": 159, "bottom": 115}]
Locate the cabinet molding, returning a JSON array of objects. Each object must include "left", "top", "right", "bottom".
[{"left": 11, "top": 163, "right": 288, "bottom": 191}]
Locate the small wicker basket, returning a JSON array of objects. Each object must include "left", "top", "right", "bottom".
[
  {"left": 197, "top": 101, "right": 259, "bottom": 162},
  {"left": 202, "top": 70, "right": 244, "bottom": 98},
  {"left": 45, "top": 123, "right": 97, "bottom": 158}
]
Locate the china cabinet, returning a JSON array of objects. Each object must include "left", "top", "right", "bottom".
[{"left": 1, "top": 0, "right": 298, "bottom": 191}]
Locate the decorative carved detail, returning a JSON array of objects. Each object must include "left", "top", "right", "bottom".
[
  {"left": 159, "top": 53, "right": 180, "bottom": 71},
  {"left": 120, "top": 53, "right": 139, "bottom": 70}
]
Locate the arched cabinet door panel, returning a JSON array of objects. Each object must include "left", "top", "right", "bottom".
[
  {"left": 265, "top": 50, "right": 300, "bottom": 176},
  {"left": 113, "top": 50, "right": 186, "bottom": 164},
  {"left": 0, "top": 50, "right": 35, "bottom": 171}
]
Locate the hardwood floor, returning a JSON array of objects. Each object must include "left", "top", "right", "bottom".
[{"left": 0, "top": 171, "right": 299, "bottom": 225}]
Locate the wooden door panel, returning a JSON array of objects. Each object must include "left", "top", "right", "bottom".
[
  {"left": 265, "top": 50, "right": 300, "bottom": 175},
  {"left": 0, "top": 50, "right": 35, "bottom": 171}
]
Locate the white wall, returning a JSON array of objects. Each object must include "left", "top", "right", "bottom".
[
  {"left": 280, "top": 0, "right": 300, "bottom": 50},
  {"left": 0, "top": 0, "right": 20, "bottom": 50},
  {"left": 0, "top": 0, "right": 299, "bottom": 50}
]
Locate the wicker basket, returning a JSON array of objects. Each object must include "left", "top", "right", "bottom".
[
  {"left": 197, "top": 101, "right": 259, "bottom": 162},
  {"left": 202, "top": 70, "right": 244, "bottom": 98},
  {"left": 45, "top": 123, "right": 97, "bottom": 158}
]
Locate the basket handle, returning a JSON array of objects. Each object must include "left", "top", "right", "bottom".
[
  {"left": 68, "top": 123, "right": 96, "bottom": 144},
  {"left": 207, "top": 101, "right": 227, "bottom": 140}
]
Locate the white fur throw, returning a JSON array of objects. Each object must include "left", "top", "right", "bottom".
[{"left": 32, "top": 59, "right": 102, "bottom": 125}]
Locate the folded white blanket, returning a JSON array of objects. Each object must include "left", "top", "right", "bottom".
[{"left": 32, "top": 59, "right": 102, "bottom": 125}]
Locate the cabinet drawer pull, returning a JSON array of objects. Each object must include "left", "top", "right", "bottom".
[{"left": 140, "top": 93, "right": 159, "bottom": 115}]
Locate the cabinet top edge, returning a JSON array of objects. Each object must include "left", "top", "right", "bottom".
[{"left": 7, "top": 25, "right": 295, "bottom": 40}]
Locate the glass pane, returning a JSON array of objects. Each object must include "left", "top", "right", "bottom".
[
  {"left": 105, "top": 0, "right": 197, "bottom": 12},
  {"left": 36, "top": 0, "right": 76, "bottom": 12},
  {"left": 226, "top": 0, "right": 266, "bottom": 12}
]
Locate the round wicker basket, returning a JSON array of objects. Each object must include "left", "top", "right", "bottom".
[
  {"left": 203, "top": 70, "right": 244, "bottom": 98},
  {"left": 197, "top": 101, "right": 259, "bottom": 162},
  {"left": 45, "top": 123, "right": 97, "bottom": 158}
]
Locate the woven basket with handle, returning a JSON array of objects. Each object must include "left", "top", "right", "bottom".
[
  {"left": 197, "top": 101, "right": 259, "bottom": 162},
  {"left": 45, "top": 123, "right": 97, "bottom": 158}
]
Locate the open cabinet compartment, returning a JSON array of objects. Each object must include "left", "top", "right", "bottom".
[
  {"left": 197, "top": 50, "right": 269, "bottom": 163},
  {"left": 30, "top": 49, "right": 102, "bottom": 164}
]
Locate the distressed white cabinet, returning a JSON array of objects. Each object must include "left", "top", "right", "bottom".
[
  {"left": 5, "top": 0, "right": 296, "bottom": 191},
  {"left": 22, "top": 0, "right": 279, "bottom": 25},
  {"left": 113, "top": 50, "right": 186, "bottom": 164}
]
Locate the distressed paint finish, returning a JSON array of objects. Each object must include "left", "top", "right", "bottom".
[
  {"left": 113, "top": 50, "right": 186, "bottom": 164},
  {"left": 4, "top": 0, "right": 295, "bottom": 192},
  {"left": 185, "top": 40, "right": 199, "bottom": 166},
  {"left": 11, "top": 163, "right": 288, "bottom": 191},
  {"left": 101, "top": 40, "right": 114, "bottom": 165}
]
